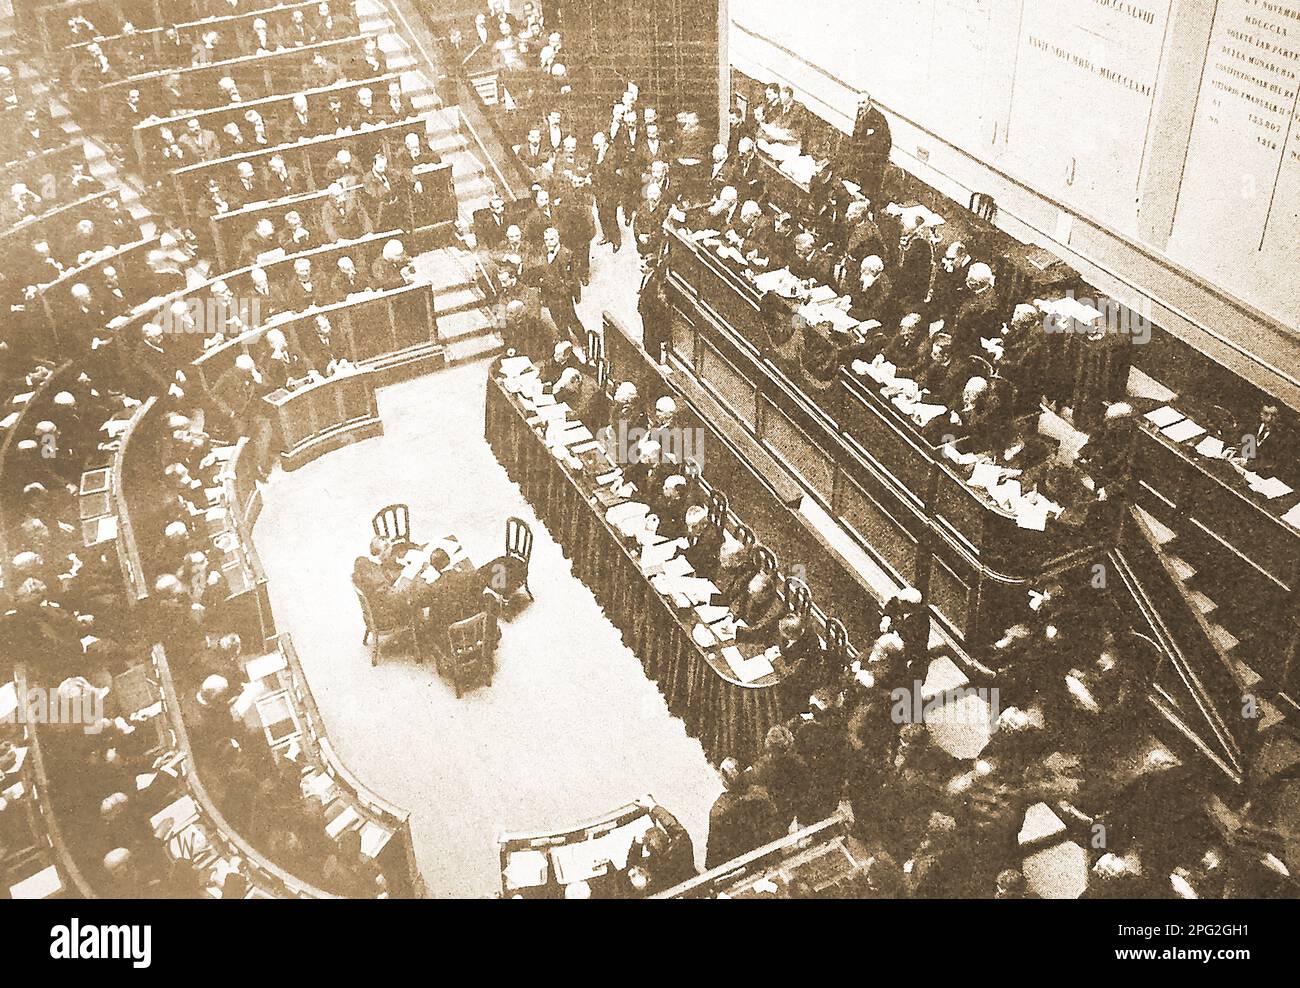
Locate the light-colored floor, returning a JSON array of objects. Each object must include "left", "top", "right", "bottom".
[{"left": 252, "top": 358, "right": 722, "bottom": 898}]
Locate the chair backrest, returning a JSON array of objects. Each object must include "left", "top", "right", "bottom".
[
  {"left": 755, "top": 545, "right": 777, "bottom": 573},
  {"left": 784, "top": 576, "right": 811, "bottom": 616},
  {"left": 735, "top": 522, "right": 757, "bottom": 547},
  {"left": 826, "top": 617, "right": 850, "bottom": 663},
  {"left": 970, "top": 192, "right": 997, "bottom": 222},
  {"left": 585, "top": 327, "right": 605, "bottom": 363},
  {"left": 354, "top": 585, "right": 382, "bottom": 632},
  {"left": 372, "top": 503, "right": 411, "bottom": 543},
  {"left": 505, "top": 516, "right": 533, "bottom": 563},
  {"left": 448, "top": 611, "right": 489, "bottom": 659},
  {"left": 708, "top": 487, "right": 729, "bottom": 530},
  {"left": 594, "top": 355, "right": 609, "bottom": 388}
]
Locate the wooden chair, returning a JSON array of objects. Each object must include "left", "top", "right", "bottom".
[
  {"left": 594, "top": 355, "right": 609, "bottom": 389},
  {"left": 504, "top": 516, "right": 534, "bottom": 600},
  {"left": 969, "top": 192, "right": 997, "bottom": 223},
  {"left": 707, "top": 487, "right": 729, "bottom": 530},
  {"left": 440, "top": 611, "right": 493, "bottom": 698},
  {"left": 372, "top": 503, "right": 412, "bottom": 545},
  {"left": 735, "top": 522, "right": 757, "bottom": 547},
  {"left": 354, "top": 585, "right": 420, "bottom": 667},
  {"left": 755, "top": 545, "right": 778, "bottom": 573},
  {"left": 585, "top": 327, "right": 605, "bottom": 364},
  {"left": 784, "top": 576, "right": 811, "bottom": 616}
]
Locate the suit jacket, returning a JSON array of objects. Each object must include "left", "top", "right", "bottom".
[
  {"left": 228, "top": 175, "right": 265, "bottom": 209},
  {"left": 473, "top": 207, "right": 509, "bottom": 250},
  {"left": 536, "top": 245, "right": 577, "bottom": 305},
  {"left": 328, "top": 269, "right": 370, "bottom": 304},
  {"left": 319, "top": 196, "right": 374, "bottom": 242},
  {"left": 370, "top": 255, "right": 408, "bottom": 290},
  {"left": 522, "top": 205, "right": 559, "bottom": 248},
  {"left": 262, "top": 166, "right": 302, "bottom": 200},
  {"left": 895, "top": 236, "right": 935, "bottom": 310},
  {"left": 179, "top": 129, "right": 220, "bottom": 162},
  {"left": 281, "top": 278, "right": 323, "bottom": 313},
  {"left": 680, "top": 524, "right": 724, "bottom": 581},
  {"left": 238, "top": 231, "right": 280, "bottom": 266},
  {"left": 950, "top": 289, "right": 1002, "bottom": 356},
  {"left": 734, "top": 588, "right": 784, "bottom": 643},
  {"left": 283, "top": 111, "right": 317, "bottom": 144}
]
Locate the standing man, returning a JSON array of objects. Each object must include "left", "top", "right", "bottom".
[
  {"left": 537, "top": 227, "right": 581, "bottom": 345},
  {"left": 591, "top": 131, "right": 620, "bottom": 248}
]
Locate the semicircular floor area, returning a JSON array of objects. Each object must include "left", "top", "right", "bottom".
[{"left": 252, "top": 359, "right": 723, "bottom": 897}]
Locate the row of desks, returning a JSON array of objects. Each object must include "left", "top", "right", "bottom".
[{"left": 662, "top": 226, "right": 1110, "bottom": 653}]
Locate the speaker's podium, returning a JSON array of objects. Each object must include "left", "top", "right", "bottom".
[{"left": 408, "top": 161, "right": 458, "bottom": 243}]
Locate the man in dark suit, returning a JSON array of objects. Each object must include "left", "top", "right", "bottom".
[
  {"left": 894, "top": 217, "right": 937, "bottom": 316},
  {"left": 349, "top": 87, "right": 381, "bottom": 130},
  {"left": 179, "top": 117, "right": 220, "bottom": 162},
  {"left": 263, "top": 154, "right": 302, "bottom": 200},
  {"left": 537, "top": 227, "right": 581, "bottom": 345},
  {"left": 705, "top": 758, "right": 751, "bottom": 869},
  {"left": 521, "top": 186, "right": 558, "bottom": 251},
  {"left": 590, "top": 131, "right": 621, "bottom": 247},
  {"left": 848, "top": 94, "right": 892, "bottom": 204},
  {"left": 930, "top": 240, "right": 972, "bottom": 329},
  {"left": 370, "top": 238, "right": 412, "bottom": 290},
  {"left": 361, "top": 153, "right": 403, "bottom": 231},
  {"left": 731, "top": 136, "right": 765, "bottom": 203},
  {"left": 327, "top": 255, "right": 369, "bottom": 304},
  {"left": 678, "top": 505, "right": 724, "bottom": 580},
  {"left": 380, "top": 80, "right": 414, "bottom": 123},
  {"left": 238, "top": 218, "right": 280, "bottom": 267},
  {"left": 556, "top": 176, "right": 596, "bottom": 287},
  {"left": 227, "top": 162, "right": 264, "bottom": 209},
  {"left": 302, "top": 51, "right": 343, "bottom": 90},
  {"left": 320, "top": 183, "right": 374, "bottom": 242},
  {"left": 352, "top": 537, "right": 406, "bottom": 620},
  {"left": 848, "top": 255, "right": 896, "bottom": 327},
  {"left": 949, "top": 262, "right": 1001, "bottom": 357},
  {"left": 281, "top": 95, "right": 315, "bottom": 144},
  {"left": 626, "top": 802, "right": 696, "bottom": 896},
  {"left": 473, "top": 194, "right": 509, "bottom": 250},
  {"left": 281, "top": 257, "right": 323, "bottom": 312},
  {"left": 322, "top": 93, "right": 350, "bottom": 134}
]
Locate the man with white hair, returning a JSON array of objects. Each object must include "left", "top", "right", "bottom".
[
  {"left": 328, "top": 255, "right": 368, "bottom": 303},
  {"left": 229, "top": 160, "right": 262, "bottom": 208},
  {"left": 247, "top": 266, "right": 280, "bottom": 318},
  {"left": 320, "top": 182, "right": 374, "bottom": 243},
  {"left": 706, "top": 184, "right": 740, "bottom": 227},
  {"left": 282, "top": 257, "right": 322, "bottom": 311},
  {"left": 705, "top": 143, "right": 731, "bottom": 200},
  {"left": 371, "top": 239, "right": 413, "bottom": 290},
  {"left": 284, "top": 93, "right": 315, "bottom": 143},
  {"left": 352, "top": 86, "right": 379, "bottom": 129},
  {"left": 678, "top": 504, "right": 724, "bottom": 580},
  {"left": 848, "top": 254, "right": 895, "bottom": 326},
  {"left": 182, "top": 674, "right": 233, "bottom": 758},
  {"left": 277, "top": 209, "right": 316, "bottom": 253},
  {"left": 727, "top": 200, "right": 774, "bottom": 263},
  {"left": 949, "top": 261, "right": 1000, "bottom": 356},
  {"left": 238, "top": 217, "right": 278, "bottom": 267},
  {"left": 362, "top": 152, "right": 402, "bottom": 231},
  {"left": 264, "top": 150, "right": 302, "bottom": 200}
]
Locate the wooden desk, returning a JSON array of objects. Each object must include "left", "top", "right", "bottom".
[
  {"left": 496, "top": 797, "right": 659, "bottom": 899},
  {"left": 485, "top": 371, "right": 795, "bottom": 764},
  {"left": 654, "top": 813, "right": 868, "bottom": 898},
  {"left": 37, "top": 236, "right": 160, "bottom": 353},
  {"left": 241, "top": 634, "right": 423, "bottom": 897},
  {"left": 0, "top": 145, "right": 87, "bottom": 219},
  {"left": 169, "top": 112, "right": 428, "bottom": 224},
  {"left": 89, "top": 34, "right": 369, "bottom": 122},
  {"left": 132, "top": 71, "right": 397, "bottom": 178},
  {"left": 263, "top": 364, "right": 381, "bottom": 470},
  {"left": 663, "top": 226, "right": 1110, "bottom": 653},
  {"left": 2, "top": 670, "right": 96, "bottom": 899}
]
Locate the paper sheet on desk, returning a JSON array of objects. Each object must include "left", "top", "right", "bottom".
[
  {"left": 911, "top": 402, "right": 948, "bottom": 427},
  {"left": 359, "top": 821, "right": 391, "bottom": 858},
  {"left": 325, "top": 805, "right": 361, "bottom": 840},
  {"left": 1247, "top": 474, "right": 1293, "bottom": 500},
  {"left": 690, "top": 228, "right": 720, "bottom": 242},
  {"left": 640, "top": 538, "right": 682, "bottom": 573},
  {"left": 499, "top": 356, "right": 535, "bottom": 378},
  {"left": 806, "top": 284, "right": 839, "bottom": 304},
  {"left": 1194, "top": 435, "right": 1226, "bottom": 458},
  {"left": 695, "top": 604, "right": 731, "bottom": 625},
  {"left": 244, "top": 651, "right": 288, "bottom": 682},
  {"left": 752, "top": 268, "right": 798, "bottom": 294},
  {"left": 722, "top": 646, "right": 775, "bottom": 683},
  {"left": 716, "top": 245, "right": 747, "bottom": 265},
  {"left": 9, "top": 865, "right": 62, "bottom": 899},
  {"left": 969, "top": 462, "right": 1003, "bottom": 491},
  {"left": 606, "top": 501, "right": 649, "bottom": 536},
  {"left": 661, "top": 577, "right": 720, "bottom": 606},
  {"left": 1281, "top": 503, "right": 1300, "bottom": 531},
  {"left": 1144, "top": 406, "right": 1184, "bottom": 428},
  {"left": 503, "top": 849, "right": 549, "bottom": 889},
  {"left": 1162, "top": 418, "right": 1206, "bottom": 443}
]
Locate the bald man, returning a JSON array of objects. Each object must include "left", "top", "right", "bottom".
[{"left": 949, "top": 262, "right": 1001, "bottom": 357}]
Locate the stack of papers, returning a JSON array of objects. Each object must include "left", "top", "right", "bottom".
[
  {"left": 1281, "top": 503, "right": 1300, "bottom": 531},
  {"left": 1244, "top": 473, "right": 1293, "bottom": 500},
  {"left": 499, "top": 356, "right": 534, "bottom": 378},
  {"left": 1194, "top": 436, "right": 1225, "bottom": 458},
  {"left": 503, "top": 849, "right": 549, "bottom": 889},
  {"left": 695, "top": 604, "right": 731, "bottom": 624}
]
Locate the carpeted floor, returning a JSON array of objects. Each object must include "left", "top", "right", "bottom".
[{"left": 252, "top": 358, "right": 723, "bottom": 898}]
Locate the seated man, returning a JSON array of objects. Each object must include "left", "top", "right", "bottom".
[
  {"left": 652, "top": 474, "right": 692, "bottom": 540},
  {"left": 726, "top": 199, "right": 775, "bottom": 267},
  {"left": 277, "top": 210, "right": 317, "bottom": 254},
  {"left": 328, "top": 255, "right": 370, "bottom": 303},
  {"left": 732, "top": 569, "right": 785, "bottom": 645},
  {"left": 677, "top": 504, "right": 723, "bottom": 580},
  {"left": 915, "top": 333, "right": 968, "bottom": 409},
  {"left": 881, "top": 312, "right": 928, "bottom": 377},
  {"left": 352, "top": 537, "right": 408, "bottom": 621},
  {"left": 238, "top": 218, "right": 280, "bottom": 267}
]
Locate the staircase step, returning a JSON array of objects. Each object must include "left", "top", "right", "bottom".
[
  {"left": 1132, "top": 504, "right": 1176, "bottom": 545},
  {"left": 443, "top": 331, "right": 503, "bottom": 365},
  {"left": 1187, "top": 590, "right": 1217, "bottom": 617},
  {"left": 438, "top": 307, "right": 495, "bottom": 341},
  {"left": 433, "top": 284, "right": 482, "bottom": 314},
  {"left": 1167, "top": 555, "right": 1196, "bottom": 582},
  {"left": 1208, "top": 624, "right": 1239, "bottom": 654}
]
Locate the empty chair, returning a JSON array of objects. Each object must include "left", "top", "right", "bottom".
[
  {"left": 440, "top": 611, "right": 494, "bottom": 697},
  {"left": 501, "top": 516, "right": 534, "bottom": 601},
  {"left": 707, "top": 488, "right": 729, "bottom": 530},
  {"left": 585, "top": 327, "right": 605, "bottom": 364},
  {"left": 354, "top": 583, "right": 421, "bottom": 667},
  {"left": 735, "top": 522, "right": 757, "bottom": 547},
  {"left": 372, "top": 503, "right": 413, "bottom": 546},
  {"left": 755, "top": 544, "right": 778, "bottom": 573}
]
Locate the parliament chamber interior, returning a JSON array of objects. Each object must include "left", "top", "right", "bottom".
[{"left": 0, "top": 0, "right": 1297, "bottom": 904}]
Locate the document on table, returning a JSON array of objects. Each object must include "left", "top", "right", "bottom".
[
  {"left": 549, "top": 839, "right": 610, "bottom": 885},
  {"left": 1248, "top": 475, "right": 1293, "bottom": 500},
  {"left": 1144, "top": 406, "right": 1184, "bottom": 428},
  {"left": 9, "top": 865, "right": 62, "bottom": 899},
  {"left": 499, "top": 356, "right": 535, "bottom": 378},
  {"left": 640, "top": 538, "right": 681, "bottom": 574},
  {"left": 1162, "top": 418, "right": 1206, "bottom": 443},
  {"left": 325, "top": 806, "right": 362, "bottom": 840},
  {"left": 359, "top": 821, "right": 391, "bottom": 858},
  {"left": 150, "top": 795, "right": 199, "bottom": 839},
  {"left": 722, "top": 646, "right": 775, "bottom": 684},
  {"left": 806, "top": 284, "right": 839, "bottom": 304},
  {"left": 1281, "top": 503, "right": 1300, "bottom": 531},
  {"left": 695, "top": 604, "right": 731, "bottom": 625},
  {"left": 503, "top": 849, "right": 549, "bottom": 889},
  {"left": 1194, "top": 436, "right": 1225, "bottom": 458},
  {"left": 244, "top": 651, "right": 288, "bottom": 682},
  {"left": 660, "top": 555, "right": 694, "bottom": 579},
  {"left": 968, "top": 462, "right": 1002, "bottom": 491}
]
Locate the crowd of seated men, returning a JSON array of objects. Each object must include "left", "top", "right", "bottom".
[
  {"left": 0, "top": 339, "right": 389, "bottom": 894},
  {"left": 2, "top": 61, "right": 75, "bottom": 166},
  {"left": 667, "top": 127, "right": 1132, "bottom": 530},
  {"left": 60, "top": 1, "right": 361, "bottom": 85}
]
